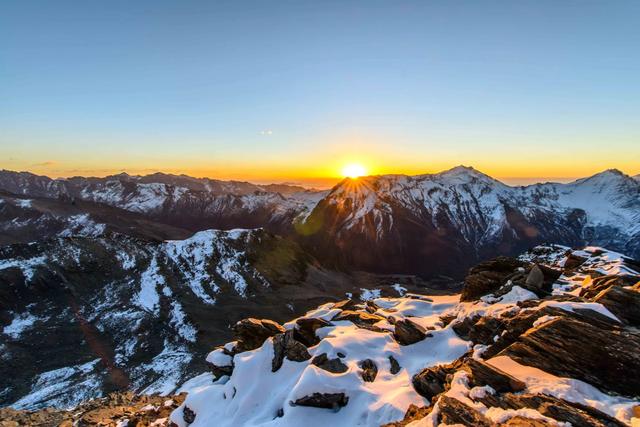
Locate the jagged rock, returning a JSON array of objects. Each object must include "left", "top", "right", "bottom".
[
  {"left": 358, "top": 359, "right": 378, "bottom": 382},
  {"left": 478, "top": 392, "right": 627, "bottom": 427},
  {"left": 525, "top": 264, "right": 545, "bottom": 290},
  {"left": 381, "top": 404, "right": 432, "bottom": 427},
  {"left": 365, "top": 300, "right": 379, "bottom": 314},
  {"left": 564, "top": 252, "right": 587, "bottom": 270},
  {"left": 463, "top": 359, "right": 526, "bottom": 393},
  {"left": 292, "top": 393, "right": 349, "bottom": 411},
  {"left": 332, "top": 310, "right": 385, "bottom": 327},
  {"left": 593, "top": 285, "right": 640, "bottom": 326},
  {"left": 500, "top": 316, "right": 640, "bottom": 396},
  {"left": 437, "top": 395, "right": 492, "bottom": 426},
  {"left": 232, "top": 318, "right": 285, "bottom": 352},
  {"left": 500, "top": 417, "right": 549, "bottom": 426},
  {"left": 393, "top": 318, "right": 429, "bottom": 345},
  {"left": 183, "top": 406, "right": 196, "bottom": 424},
  {"left": 461, "top": 257, "right": 527, "bottom": 301},
  {"left": 293, "top": 317, "right": 332, "bottom": 346},
  {"left": 311, "top": 353, "right": 348, "bottom": 373},
  {"left": 272, "top": 330, "right": 311, "bottom": 372},
  {"left": 332, "top": 299, "right": 359, "bottom": 311},
  {"left": 412, "top": 360, "right": 462, "bottom": 400},
  {"left": 388, "top": 355, "right": 401, "bottom": 374}
]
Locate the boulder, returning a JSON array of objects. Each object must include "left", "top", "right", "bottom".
[
  {"left": 358, "top": 359, "right": 378, "bottom": 382},
  {"left": 332, "top": 310, "right": 385, "bottom": 327},
  {"left": 232, "top": 318, "right": 285, "bottom": 352},
  {"left": 272, "top": 330, "right": 311, "bottom": 372},
  {"left": 294, "top": 317, "right": 332, "bottom": 346},
  {"left": 564, "top": 252, "right": 587, "bottom": 270},
  {"left": 292, "top": 393, "right": 349, "bottom": 411},
  {"left": 593, "top": 285, "right": 640, "bottom": 326},
  {"left": 412, "top": 360, "right": 462, "bottom": 401},
  {"left": 499, "top": 316, "right": 640, "bottom": 396},
  {"left": 461, "top": 257, "right": 527, "bottom": 301},
  {"left": 310, "top": 353, "right": 348, "bottom": 374},
  {"left": 182, "top": 406, "right": 196, "bottom": 424},
  {"left": 393, "top": 319, "right": 429, "bottom": 345},
  {"left": 380, "top": 404, "right": 432, "bottom": 427}
]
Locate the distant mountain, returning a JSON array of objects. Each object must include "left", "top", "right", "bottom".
[
  {"left": 299, "top": 166, "right": 640, "bottom": 276},
  {"left": 1, "top": 167, "right": 639, "bottom": 278},
  {"left": 1, "top": 228, "right": 422, "bottom": 409}
]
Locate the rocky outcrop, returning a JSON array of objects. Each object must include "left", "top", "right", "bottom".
[
  {"left": 437, "top": 395, "right": 492, "bottom": 427},
  {"left": 500, "top": 316, "right": 640, "bottom": 396},
  {"left": 593, "top": 285, "right": 640, "bottom": 326},
  {"left": 460, "top": 257, "right": 527, "bottom": 301},
  {"left": 358, "top": 359, "right": 378, "bottom": 382},
  {"left": 462, "top": 359, "right": 525, "bottom": 393},
  {"left": 232, "top": 318, "right": 285, "bottom": 352},
  {"left": 293, "top": 317, "right": 332, "bottom": 346},
  {"left": 310, "top": 353, "right": 348, "bottom": 374}
]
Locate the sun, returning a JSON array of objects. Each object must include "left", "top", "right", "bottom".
[{"left": 342, "top": 163, "right": 367, "bottom": 179}]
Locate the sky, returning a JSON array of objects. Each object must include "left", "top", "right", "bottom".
[{"left": 1, "top": 0, "right": 639, "bottom": 187}]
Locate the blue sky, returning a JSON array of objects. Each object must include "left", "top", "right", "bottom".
[{"left": 1, "top": 1, "right": 639, "bottom": 185}]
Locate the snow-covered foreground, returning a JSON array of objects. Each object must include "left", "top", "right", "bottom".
[{"left": 170, "top": 245, "right": 640, "bottom": 427}]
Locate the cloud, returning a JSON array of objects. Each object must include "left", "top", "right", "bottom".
[
  {"left": 260, "top": 130, "right": 273, "bottom": 135},
  {"left": 31, "top": 161, "right": 57, "bottom": 167}
]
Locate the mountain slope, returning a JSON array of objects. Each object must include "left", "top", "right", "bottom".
[{"left": 166, "top": 245, "right": 640, "bottom": 427}]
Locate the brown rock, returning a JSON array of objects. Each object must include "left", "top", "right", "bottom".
[
  {"left": 437, "top": 395, "right": 493, "bottom": 427},
  {"left": 412, "top": 360, "right": 462, "bottom": 401},
  {"left": 463, "top": 359, "right": 526, "bottom": 393},
  {"left": 292, "top": 393, "right": 349, "bottom": 411},
  {"left": 294, "top": 317, "right": 332, "bottom": 346},
  {"left": 272, "top": 330, "right": 311, "bottom": 372},
  {"left": 461, "top": 257, "right": 527, "bottom": 301},
  {"left": 381, "top": 404, "right": 432, "bottom": 427},
  {"left": 332, "top": 310, "right": 385, "bottom": 326},
  {"left": 593, "top": 285, "right": 640, "bottom": 326},
  {"left": 500, "top": 416, "right": 549, "bottom": 426},
  {"left": 499, "top": 316, "right": 640, "bottom": 396},
  {"left": 232, "top": 318, "right": 285, "bottom": 352},
  {"left": 393, "top": 318, "right": 429, "bottom": 345},
  {"left": 359, "top": 359, "right": 378, "bottom": 382},
  {"left": 564, "top": 252, "right": 587, "bottom": 270},
  {"left": 388, "top": 355, "right": 401, "bottom": 374},
  {"left": 311, "top": 353, "right": 348, "bottom": 374},
  {"left": 183, "top": 406, "right": 196, "bottom": 424}
]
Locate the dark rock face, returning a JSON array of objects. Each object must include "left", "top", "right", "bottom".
[
  {"left": 462, "top": 359, "right": 525, "bottom": 393},
  {"left": 593, "top": 285, "right": 640, "bottom": 326},
  {"left": 460, "top": 257, "right": 527, "bottom": 301},
  {"left": 310, "top": 353, "right": 348, "bottom": 374},
  {"left": 564, "top": 252, "right": 588, "bottom": 270},
  {"left": 437, "top": 395, "right": 492, "bottom": 427},
  {"left": 271, "top": 330, "right": 311, "bottom": 372},
  {"left": 393, "top": 319, "right": 429, "bottom": 345},
  {"left": 232, "top": 318, "right": 285, "bottom": 352},
  {"left": 332, "top": 310, "right": 385, "bottom": 328},
  {"left": 358, "top": 359, "right": 378, "bottom": 382},
  {"left": 500, "top": 316, "right": 640, "bottom": 397},
  {"left": 293, "top": 317, "right": 332, "bottom": 347},
  {"left": 292, "top": 393, "right": 349, "bottom": 411},
  {"left": 412, "top": 361, "right": 461, "bottom": 401}
]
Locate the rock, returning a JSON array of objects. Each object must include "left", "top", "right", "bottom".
[
  {"left": 272, "top": 330, "right": 311, "bottom": 372},
  {"left": 393, "top": 318, "right": 429, "bottom": 345},
  {"left": 412, "top": 361, "right": 462, "bottom": 401},
  {"left": 436, "top": 395, "right": 492, "bottom": 427},
  {"left": 593, "top": 285, "right": 640, "bottom": 326},
  {"left": 380, "top": 404, "right": 432, "bottom": 427},
  {"left": 525, "top": 264, "right": 545, "bottom": 290},
  {"left": 310, "top": 353, "right": 348, "bottom": 374},
  {"left": 499, "top": 316, "right": 640, "bottom": 396},
  {"left": 183, "top": 406, "right": 196, "bottom": 424},
  {"left": 332, "top": 310, "right": 385, "bottom": 327},
  {"left": 478, "top": 392, "right": 627, "bottom": 427},
  {"left": 358, "top": 359, "right": 378, "bottom": 382},
  {"left": 463, "top": 359, "right": 526, "bottom": 393},
  {"left": 292, "top": 393, "right": 349, "bottom": 411},
  {"left": 564, "top": 252, "right": 587, "bottom": 270},
  {"left": 365, "top": 300, "right": 379, "bottom": 314},
  {"left": 388, "top": 355, "right": 401, "bottom": 374},
  {"left": 500, "top": 416, "right": 549, "bottom": 426},
  {"left": 293, "top": 317, "right": 332, "bottom": 347},
  {"left": 232, "top": 318, "right": 285, "bottom": 352},
  {"left": 332, "top": 299, "right": 359, "bottom": 311},
  {"left": 461, "top": 257, "right": 527, "bottom": 301}
]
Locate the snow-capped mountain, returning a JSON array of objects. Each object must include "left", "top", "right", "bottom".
[
  {"left": 162, "top": 245, "right": 640, "bottom": 427},
  {"left": 1, "top": 167, "right": 639, "bottom": 278},
  {"left": 301, "top": 166, "right": 640, "bottom": 276}
]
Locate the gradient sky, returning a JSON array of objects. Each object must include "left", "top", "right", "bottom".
[{"left": 1, "top": 0, "right": 639, "bottom": 187}]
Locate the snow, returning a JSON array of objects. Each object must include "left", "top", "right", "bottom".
[
  {"left": 138, "top": 341, "right": 193, "bottom": 396},
  {"left": 487, "top": 356, "right": 640, "bottom": 425},
  {"left": 57, "top": 214, "right": 106, "bottom": 237},
  {"left": 15, "top": 199, "right": 33, "bottom": 208},
  {"left": 133, "top": 257, "right": 164, "bottom": 314},
  {"left": 359, "top": 288, "right": 381, "bottom": 301},
  {"left": 391, "top": 283, "right": 407, "bottom": 296},
  {"left": 0, "top": 255, "right": 46, "bottom": 282},
  {"left": 3, "top": 312, "right": 44, "bottom": 338},
  {"left": 206, "top": 349, "right": 233, "bottom": 367},
  {"left": 536, "top": 300, "right": 621, "bottom": 322}
]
